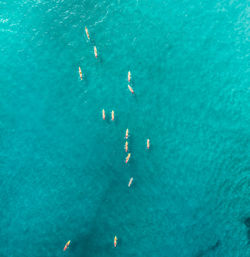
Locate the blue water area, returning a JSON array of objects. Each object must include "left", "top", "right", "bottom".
[{"left": 0, "top": 0, "right": 249, "bottom": 256}]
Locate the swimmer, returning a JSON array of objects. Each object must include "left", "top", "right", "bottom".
[
  {"left": 128, "top": 85, "right": 134, "bottom": 94},
  {"left": 125, "top": 129, "right": 129, "bottom": 139},
  {"left": 114, "top": 236, "right": 118, "bottom": 247},
  {"left": 128, "top": 177, "right": 133, "bottom": 187},
  {"left": 63, "top": 240, "right": 71, "bottom": 251},
  {"left": 102, "top": 109, "right": 105, "bottom": 120},
  {"left": 79, "top": 66, "right": 83, "bottom": 80},
  {"left": 125, "top": 153, "right": 131, "bottom": 163},
  {"left": 128, "top": 70, "right": 131, "bottom": 82},
  {"left": 94, "top": 46, "right": 98, "bottom": 58},
  {"left": 111, "top": 110, "right": 114, "bottom": 121},
  {"left": 85, "top": 26, "right": 90, "bottom": 39},
  {"left": 125, "top": 141, "right": 128, "bottom": 152},
  {"left": 147, "top": 139, "right": 150, "bottom": 149}
]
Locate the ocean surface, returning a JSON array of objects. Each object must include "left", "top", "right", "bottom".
[{"left": 0, "top": 0, "right": 249, "bottom": 256}]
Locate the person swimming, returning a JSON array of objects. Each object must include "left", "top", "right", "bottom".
[
  {"left": 125, "top": 153, "right": 131, "bottom": 163},
  {"left": 85, "top": 26, "right": 90, "bottom": 39},
  {"left": 147, "top": 139, "right": 150, "bottom": 149},
  {"left": 102, "top": 109, "right": 105, "bottom": 120},
  {"left": 128, "top": 177, "right": 133, "bottom": 187},
  {"left": 128, "top": 70, "right": 131, "bottom": 82},
  {"left": 79, "top": 66, "right": 83, "bottom": 80},
  {"left": 128, "top": 85, "right": 134, "bottom": 94},
  {"left": 125, "top": 141, "right": 128, "bottom": 152},
  {"left": 114, "top": 236, "right": 117, "bottom": 247},
  {"left": 94, "top": 46, "right": 98, "bottom": 58},
  {"left": 111, "top": 110, "right": 114, "bottom": 121},
  {"left": 63, "top": 240, "right": 71, "bottom": 251},
  {"left": 125, "top": 129, "right": 129, "bottom": 139}
]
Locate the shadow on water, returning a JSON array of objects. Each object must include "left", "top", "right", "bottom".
[
  {"left": 129, "top": 81, "right": 138, "bottom": 103},
  {"left": 243, "top": 217, "right": 250, "bottom": 244},
  {"left": 79, "top": 74, "right": 88, "bottom": 88},
  {"left": 194, "top": 240, "right": 221, "bottom": 257},
  {"left": 247, "top": 230, "right": 250, "bottom": 244},
  {"left": 244, "top": 217, "right": 250, "bottom": 228},
  {"left": 133, "top": 93, "right": 138, "bottom": 103},
  {"left": 72, "top": 231, "right": 113, "bottom": 257},
  {"left": 93, "top": 55, "right": 103, "bottom": 64},
  {"left": 73, "top": 165, "right": 127, "bottom": 257}
]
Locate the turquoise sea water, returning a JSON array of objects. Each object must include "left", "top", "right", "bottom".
[{"left": 0, "top": 0, "right": 249, "bottom": 256}]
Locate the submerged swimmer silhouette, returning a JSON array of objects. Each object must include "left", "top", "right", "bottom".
[{"left": 194, "top": 240, "right": 221, "bottom": 257}]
